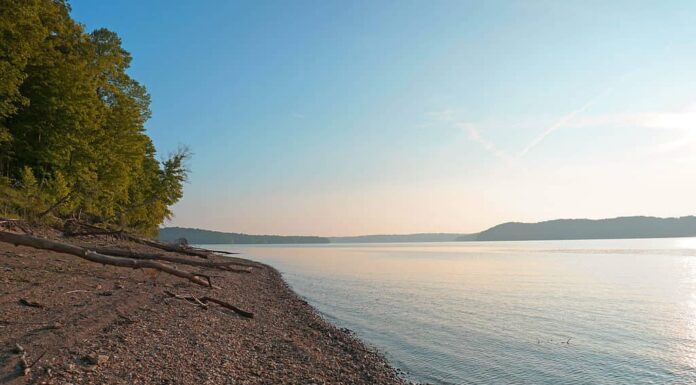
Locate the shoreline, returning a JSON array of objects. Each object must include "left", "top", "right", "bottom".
[{"left": 0, "top": 229, "right": 410, "bottom": 384}]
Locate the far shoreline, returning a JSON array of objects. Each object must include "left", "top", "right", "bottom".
[{"left": 161, "top": 215, "right": 696, "bottom": 245}]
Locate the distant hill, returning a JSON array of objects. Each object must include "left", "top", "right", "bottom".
[
  {"left": 466, "top": 216, "right": 696, "bottom": 242},
  {"left": 161, "top": 216, "right": 696, "bottom": 245},
  {"left": 158, "top": 227, "right": 330, "bottom": 244},
  {"left": 330, "top": 233, "right": 474, "bottom": 243}
]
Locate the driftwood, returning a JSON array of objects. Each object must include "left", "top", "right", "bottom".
[
  {"left": 91, "top": 247, "right": 254, "bottom": 272},
  {"left": 62, "top": 220, "right": 242, "bottom": 260},
  {"left": 164, "top": 290, "right": 208, "bottom": 309},
  {"left": 18, "top": 299, "right": 44, "bottom": 308},
  {"left": 164, "top": 290, "right": 253, "bottom": 318},
  {"left": 201, "top": 296, "right": 254, "bottom": 318},
  {"left": 188, "top": 247, "right": 238, "bottom": 255},
  {"left": 68, "top": 221, "right": 213, "bottom": 259},
  {"left": 126, "top": 236, "right": 213, "bottom": 259},
  {"left": 37, "top": 192, "right": 73, "bottom": 219},
  {"left": 0, "top": 231, "right": 213, "bottom": 288}
]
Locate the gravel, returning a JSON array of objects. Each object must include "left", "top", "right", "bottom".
[{"left": 0, "top": 232, "right": 412, "bottom": 385}]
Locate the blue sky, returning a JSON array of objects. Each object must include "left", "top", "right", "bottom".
[{"left": 71, "top": 1, "right": 696, "bottom": 235}]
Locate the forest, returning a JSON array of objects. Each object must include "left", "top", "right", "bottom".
[{"left": 0, "top": 0, "right": 188, "bottom": 235}]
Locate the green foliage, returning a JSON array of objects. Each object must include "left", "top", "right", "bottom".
[
  {"left": 0, "top": 0, "right": 189, "bottom": 234},
  {"left": 18, "top": 166, "right": 43, "bottom": 220},
  {"left": 0, "top": 0, "right": 48, "bottom": 137},
  {"left": 0, "top": 177, "right": 22, "bottom": 218}
]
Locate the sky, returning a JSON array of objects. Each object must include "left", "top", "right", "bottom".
[{"left": 70, "top": 0, "right": 696, "bottom": 236}]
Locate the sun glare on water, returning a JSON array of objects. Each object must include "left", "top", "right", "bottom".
[{"left": 676, "top": 237, "right": 696, "bottom": 249}]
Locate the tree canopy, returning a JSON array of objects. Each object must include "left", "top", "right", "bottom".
[{"left": 0, "top": 0, "right": 189, "bottom": 235}]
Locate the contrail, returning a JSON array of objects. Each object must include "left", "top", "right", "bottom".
[
  {"left": 519, "top": 85, "right": 614, "bottom": 157},
  {"left": 458, "top": 123, "right": 514, "bottom": 164}
]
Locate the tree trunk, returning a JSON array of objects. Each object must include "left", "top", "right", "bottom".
[
  {"left": 0, "top": 231, "right": 213, "bottom": 288},
  {"left": 91, "top": 247, "right": 255, "bottom": 272}
]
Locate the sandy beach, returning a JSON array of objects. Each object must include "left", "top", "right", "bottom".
[{"left": 0, "top": 227, "right": 409, "bottom": 385}]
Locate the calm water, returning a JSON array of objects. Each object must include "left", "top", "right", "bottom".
[{"left": 206, "top": 239, "right": 696, "bottom": 385}]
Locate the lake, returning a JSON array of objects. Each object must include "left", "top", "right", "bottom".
[{"left": 206, "top": 239, "right": 696, "bottom": 385}]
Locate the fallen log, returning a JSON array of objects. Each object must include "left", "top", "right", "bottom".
[
  {"left": 164, "top": 290, "right": 253, "bottom": 318},
  {"left": 0, "top": 231, "right": 213, "bottom": 288},
  {"left": 188, "top": 247, "right": 238, "bottom": 255},
  {"left": 91, "top": 247, "right": 254, "bottom": 272},
  {"left": 126, "top": 236, "right": 214, "bottom": 259},
  {"left": 62, "top": 219, "right": 240, "bottom": 259}
]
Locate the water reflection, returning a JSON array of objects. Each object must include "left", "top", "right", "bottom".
[{"left": 206, "top": 238, "right": 696, "bottom": 385}]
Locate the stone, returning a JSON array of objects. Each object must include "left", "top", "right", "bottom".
[{"left": 85, "top": 354, "right": 109, "bottom": 366}]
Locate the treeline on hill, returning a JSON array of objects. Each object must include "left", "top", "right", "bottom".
[
  {"left": 464, "top": 216, "right": 696, "bottom": 241},
  {"left": 0, "top": 0, "right": 188, "bottom": 235},
  {"left": 159, "top": 227, "right": 331, "bottom": 245}
]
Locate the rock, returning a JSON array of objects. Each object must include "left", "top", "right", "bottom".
[{"left": 85, "top": 354, "right": 109, "bottom": 366}]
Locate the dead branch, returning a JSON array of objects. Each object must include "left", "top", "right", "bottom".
[
  {"left": 0, "top": 231, "right": 214, "bottom": 288},
  {"left": 188, "top": 247, "right": 239, "bottom": 255},
  {"left": 19, "top": 299, "right": 44, "bottom": 308},
  {"left": 64, "top": 289, "right": 91, "bottom": 294},
  {"left": 126, "top": 236, "right": 213, "bottom": 259},
  {"left": 91, "top": 247, "right": 254, "bottom": 271},
  {"left": 164, "top": 290, "right": 208, "bottom": 309},
  {"left": 63, "top": 220, "right": 242, "bottom": 260},
  {"left": 67, "top": 229, "right": 125, "bottom": 237},
  {"left": 164, "top": 291, "right": 253, "bottom": 318},
  {"left": 28, "top": 351, "right": 45, "bottom": 369},
  {"left": 37, "top": 192, "right": 73, "bottom": 219},
  {"left": 0, "top": 218, "right": 31, "bottom": 233},
  {"left": 201, "top": 296, "right": 254, "bottom": 318}
]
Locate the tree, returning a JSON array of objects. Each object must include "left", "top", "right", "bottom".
[
  {"left": 0, "top": 0, "right": 48, "bottom": 138},
  {"left": 0, "top": 0, "right": 189, "bottom": 235}
]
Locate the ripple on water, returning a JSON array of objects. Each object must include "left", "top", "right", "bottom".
[{"left": 215, "top": 239, "right": 696, "bottom": 385}]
